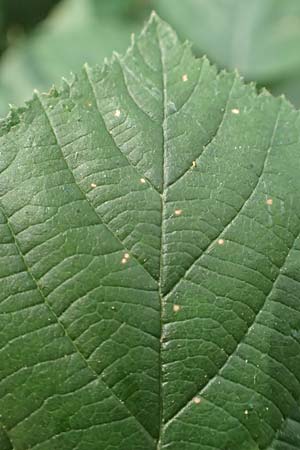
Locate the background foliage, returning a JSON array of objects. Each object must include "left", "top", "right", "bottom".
[{"left": 0, "top": 0, "right": 300, "bottom": 115}]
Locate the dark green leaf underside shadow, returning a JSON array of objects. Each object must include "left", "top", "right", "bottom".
[{"left": 1, "top": 12, "right": 300, "bottom": 450}]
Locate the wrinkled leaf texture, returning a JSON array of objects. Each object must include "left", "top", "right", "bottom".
[{"left": 1, "top": 12, "right": 300, "bottom": 450}]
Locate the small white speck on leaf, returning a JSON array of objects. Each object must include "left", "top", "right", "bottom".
[
  {"left": 121, "top": 257, "right": 127, "bottom": 264},
  {"left": 175, "top": 209, "right": 182, "bottom": 216},
  {"left": 193, "top": 397, "right": 201, "bottom": 405},
  {"left": 173, "top": 304, "right": 181, "bottom": 312},
  {"left": 182, "top": 74, "right": 188, "bottom": 82},
  {"left": 140, "top": 178, "right": 146, "bottom": 184},
  {"left": 114, "top": 109, "right": 121, "bottom": 117},
  {"left": 124, "top": 253, "right": 130, "bottom": 259},
  {"left": 266, "top": 198, "right": 273, "bottom": 205},
  {"left": 192, "top": 161, "right": 197, "bottom": 168},
  {"left": 91, "top": 183, "right": 97, "bottom": 188},
  {"left": 231, "top": 108, "right": 240, "bottom": 114},
  {"left": 244, "top": 409, "right": 249, "bottom": 416},
  {"left": 218, "top": 239, "right": 225, "bottom": 245}
]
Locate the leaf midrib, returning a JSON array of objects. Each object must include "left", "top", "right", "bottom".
[{"left": 156, "top": 23, "right": 167, "bottom": 449}]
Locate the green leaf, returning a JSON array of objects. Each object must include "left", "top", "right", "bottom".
[
  {"left": 0, "top": 0, "right": 147, "bottom": 116},
  {"left": 1, "top": 12, "right": 300, "bottom": 450},
  {"left": 156, "top": 0, "right": 300, "bottom": 83}
]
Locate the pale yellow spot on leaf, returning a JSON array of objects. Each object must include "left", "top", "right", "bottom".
[
  {"left": 114, "top": 109, "right": 121, "bottom": 117},
  {"left": 218, "top": 239, "right": 225, "bottom": 245},
  {"left": 231, "top": 108, "right": 240, "bottom": 114},
  {"left": 173, "top": 304, "right": 181, "bottom": 312},
  {"left": 140, "top": 178, "right": 146, "bottom": 184},
  {"left": 266, "top": 198, "right": 273, "bottom": 205},
  {"left": 193, "top": 397, "right": 201, "bottom": 405},
  {"left": 182, "top": 74, "right": 188, "bottom": 82},
  {"left": 175, "top": 209, "right": 182, "bottom": 216},
  {"left": 91, "top": 183, "right": 97, "bottom": 188}
]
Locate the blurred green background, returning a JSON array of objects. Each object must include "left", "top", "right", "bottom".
[{"left": 0, "top": 0, "right": 300, "bottom": 116}]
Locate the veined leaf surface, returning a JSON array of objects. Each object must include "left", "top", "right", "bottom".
[{"left": 1, "top": 13, "right": 300, "bottom": 450}]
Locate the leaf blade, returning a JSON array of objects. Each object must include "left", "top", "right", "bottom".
[{"left": 1, "top": 12, "right": 300, "bottom": 450}]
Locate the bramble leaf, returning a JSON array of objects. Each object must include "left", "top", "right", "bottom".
[{"left": 1, "top": 13, "right": 300, "bottom": 450}]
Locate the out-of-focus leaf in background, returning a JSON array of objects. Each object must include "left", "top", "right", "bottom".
[
  {"left": 156, "top": 0, "right": 300, "bottom": 83},
  {"left": 91, "top": 0, "right": 150, "bottom": 20},
  {"left": 2, "top": 0, "right": 61, "bottom": 33},
  {"left": 0, "top": 0, "right": 60, "bottom": 54},
  {"left": 267, "top": 75, "right": 300, "bottom": 108},
  {"left": 0, "top": 0, "right": 150, "bottom": 116},
  {"left": 0, "top": 0, "right": 300, "bottom": 115},
  {"left": 155, "top": 0, "right": 300, "bottom": 106},
  {"left": 0, "top": 4, "right": 6, "bottom": 56}
]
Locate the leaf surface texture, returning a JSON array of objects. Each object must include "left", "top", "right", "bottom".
[{"left": 1, "top": 13, "right": 300, "bottom": 450}]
